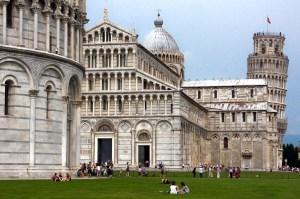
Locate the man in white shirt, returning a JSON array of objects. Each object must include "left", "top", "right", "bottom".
[
  {"left": 169, "top": 181, "right": 178, "bottom": 194},
  {"left": 198, "top": 166, "right": 204, "bottom": 178}
]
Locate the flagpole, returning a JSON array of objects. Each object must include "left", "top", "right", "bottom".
[{"left": 267, "top": 16, "right": 269, "bottom": 33}]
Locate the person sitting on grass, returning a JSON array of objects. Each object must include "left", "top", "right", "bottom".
[
  {"left": 63, "top": 173, "right": 72, "bottom": 182},
  {"left": 169, "top": 181, "right": 178, "bottom": 195},
  {"left": 161, "top": 176, "right": 170, "bottom": 184},
  {"left": 58, "top": 172, "right": 63, "bottom": 181},
  {"left": 178, "top": 182, "right": 190, "bottom": 194},
  {"left": 51, "top": 173, "right": 60, "bottom": 182}
]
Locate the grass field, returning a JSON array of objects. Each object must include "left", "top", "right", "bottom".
[{"left": 0, "top": 172, "right": 299, "bottom": 199}]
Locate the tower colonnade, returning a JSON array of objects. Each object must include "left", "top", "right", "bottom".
[{"left": 0, "top": 0, "right": 87, "bottom": 63}]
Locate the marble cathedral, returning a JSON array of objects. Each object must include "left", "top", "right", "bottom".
[{"left": 79, "top": 10, "right": 288, "bottom": 171}]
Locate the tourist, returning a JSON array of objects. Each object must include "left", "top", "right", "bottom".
[
  {"left": 198, "top": 166, "right": 204, "bottom": 178},
  {"left": 169, "top": 181, "right": 178, "bottom": 195},
  {"left": 126, "top": 162, "right": 130, "bottom": 176},
  {"left": 51, "top": 173, "right": 60, "bottom": 182},
  {"left": 216, "top": 166, "right": 221, "bottom": 179},
  {"left": 161, "top": 177, "right": 170, "bottom": 184},
  {"left": 229, "top": 167, "right": 233, "bottom": 178},
  {"left": 58, "top": 172, "right": 63, "bottom": 181},
  {"left": 96, "top": 163, "right": 101, "bottom": 176},
  {"left": 178, "top": 182, "right": 190, "bottom": 194},
  {"left": 192, "top": 167, "right": 196, "bottom": 178},
  {"left": 138, "top": 165, "right": 142, "bottom": 176},
  {"left": 208, "top": 166, "right": 213, "bottom": 178},
  {"left": 64, "top": 173, "right": 72, "bottom": 182},
  {"left": 236, "top": 167, "right": 241, "bottom": 179}
]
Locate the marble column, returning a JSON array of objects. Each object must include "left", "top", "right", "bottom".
[
  {"left": 31, "top": 3, "right": 40, "bottom": 49},
  {"left": 63, "top": 17, "right": 69, "bottom": 57},
  {"left": 76, "top": 25, "right": 80, "bottom": 61},
  {"left": 17, "top": 1, "right": 25, "bottom": 46},
  {"left": 55, "top": 14, "right": 62, "bottom": 54},
  {"left": 61, "top": 96, "right": 69, "bottom": 167},
  {"left": 115, "top": 73, "right": 118, "bottom": 91},
  {"left": 29, "top": 90, "right": 39, "bottom": 166},
  {"left": 85, "top": 74, "right": 89, "bottom": 91},
  {"left": 43, "top": 8, "right": 51, "bottom": 52},
  {"left": 164, "top": 98, "right": 167, "bottom": 115},
  {"left": 114, "top": 98, "right": 117, "bottom": 115},
  {"left": 85, "top": 98, "right": 88, "bottom": 115},
  {"left": 128, "top": 98, "right": 131, "bottom": 116},
  {"left": 99, "top": 98, "right": 102, "bottom": 116},
  {"left": 92, "top": 97, "right": 95, "bottom": 116},
  {"left": 150, "top": 96, "right": 153, "bottom": 115},
  {"left": 99, "top": 73, "right": 102, "bottom": 91},
  {"left": 128, "top": 73, "right": 131, "bottom": 90},
  {"left": 93, "top": 74, "right": 96, "bottom": 90},
  {"left": 70, "top": 21, "right": 75, "bottom": 59},
  {"left": 2, "top": 0, "right": 9, "bottom": 45}
]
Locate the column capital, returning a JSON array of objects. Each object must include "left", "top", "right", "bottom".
[
  {"left": 16, "top": 0, "right": 25, "bottom": 8},
  {"left": 1, "top": 0, "right": 10, "bottom": 5},
  {"left": 62, "top": 96, "right": 69, "bottom": 103},
  {"left": 62, "top": 16, "right": 70, "bottom": 23},
  {"left": 29, "top": 89, "right": 39, "bottom": 97},
  {"left": 31, "top": 1, "right": 41, "bottom": 12}
]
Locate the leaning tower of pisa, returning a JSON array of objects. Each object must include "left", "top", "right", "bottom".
[{"left": 247, "top": 32, "right": 289, "bottom": 136}]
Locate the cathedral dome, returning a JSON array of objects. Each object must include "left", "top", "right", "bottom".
[{"left": 143, "top": 14, "right": 180, "bottom": 54}]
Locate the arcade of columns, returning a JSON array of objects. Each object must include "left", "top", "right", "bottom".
[{"left": 0, "top": 0, "right": 85, "bottom": 62}]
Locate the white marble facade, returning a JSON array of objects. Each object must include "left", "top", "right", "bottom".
[
  {"left": 0, "top": 0, "right": 86, "bottom": 177},
  {"left": 79, "top": 11, "right": 289, "bottom": 171}
]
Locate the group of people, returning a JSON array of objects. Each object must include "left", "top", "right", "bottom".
[
  {"left": 228, "top": 167, "right": 241, "bottom": 179},
  {"left": 169, "top": 181, "right": 190, "bottom": 195},
  {"left": 51, "top": 172, "right": 71, "bottom": 182},
  {"left": 77, "top": 161, "right": 114, "bottom": 177},
  {"left": 192, "top": 164, "right": 224, "bottom": 178},
  {"left": 280, "top": 166, "right": 300, "bottom": 172}
]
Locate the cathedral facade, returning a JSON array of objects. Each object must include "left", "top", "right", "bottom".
[
  {"left": 80, "top": 10, "right": 289, "bottom": 170},
  {"left": 0, "top": 0, "right": 86, "bottom": 177}
]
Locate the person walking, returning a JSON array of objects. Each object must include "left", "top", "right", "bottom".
[{"left": 192, "top": 167, "right": 196, "bottom": 178}]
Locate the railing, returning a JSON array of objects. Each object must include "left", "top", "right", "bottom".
[
  {"left": 254, "top": 32, "right": 285, "bottom": 37},
  {"left": 277, "top": 118, "right": 288, "bottom": 132}
]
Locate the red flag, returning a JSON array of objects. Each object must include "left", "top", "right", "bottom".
[{"left": 267, "top": 17, "right": 271, "bottom": 24}]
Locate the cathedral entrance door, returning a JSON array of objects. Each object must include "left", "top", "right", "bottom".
[
  {"left": 97, "top": 138, "right": 112, "bottom": 164},
  {"left": 138, "top": 145, "right": 150, "bottom": 167}
]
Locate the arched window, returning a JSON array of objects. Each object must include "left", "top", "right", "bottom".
[
  {"left": 89, "top": 99, "right": 93, "bottom": 112},
  {"left": 260, "top": 60, "right": 263, "bottom": 69},
  {"left": 88, "top": 79, "right": 93, "bottom": 91},
  {"left": 250, "top": 89, "right": 254, "bottom": 98},
  {"left": 45, "top": 85, "right": 52, "bottom": 119},
  {"left": 231, "top": 90, "right": 235, "bottom": 98},
  {"left": 117, "top": 78, "right": 122, "bottom": 90},
  {"left": 197, "top": 90, "right": 201, "bottom": 99},
  {"left": 102, "top": 78, "right": 108, "bottom": 90},
  {"left": 214, "top": 90, "right": 218, "bottom": 99},
  {"left": 261, "top": 44, "right": 266, "bottom": 54},
  {"left": 118, "top": 99, "right": 122, "bottom": 112},
  {"left": 224, "top": 137, "right": 229, "bottom": 149},
  {"left": 7, "top": 0, "right": 14, "bottom": 28},
  {"left": 103, "top": 98, "right": 108, "bottom": 110},
  {"left": 4, "top": 80, "right": 13, "bottom": 115}
]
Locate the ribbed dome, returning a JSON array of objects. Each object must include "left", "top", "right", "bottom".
[{"left": 143, "top": 15, "right": 180, "bottom": 54}]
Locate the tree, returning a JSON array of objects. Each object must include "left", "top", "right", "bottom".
[{"left": 283, "top": 144, "right": 300, "bottom": 167}]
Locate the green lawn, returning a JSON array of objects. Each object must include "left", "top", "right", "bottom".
[{"left": 0, "top": 172, "right": 299, "bottom": 199}]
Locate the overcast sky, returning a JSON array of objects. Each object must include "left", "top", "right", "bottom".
[{"left": 86, "top": 0, "right": 300, "bottom": 137}]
